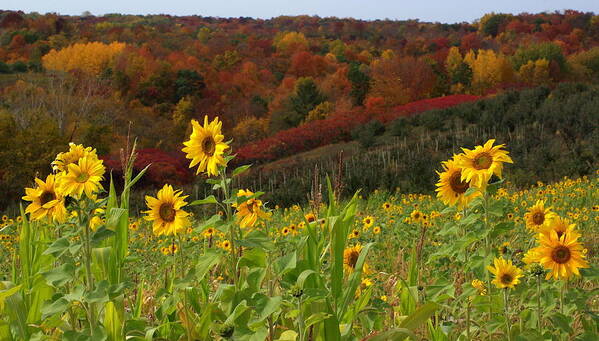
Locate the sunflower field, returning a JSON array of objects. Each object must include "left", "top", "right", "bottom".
[{"left": 0, "top": 116, "right": 597, "bottom": 341}]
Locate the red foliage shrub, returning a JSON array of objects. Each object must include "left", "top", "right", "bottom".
[
  {"left": 101, "top": 148, "right": 192, "bottom": 188},
  {"left": 236, "top": 94, "right": 481, "bottom": 165}
]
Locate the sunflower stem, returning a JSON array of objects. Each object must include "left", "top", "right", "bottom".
[
  {"left": 466, "top": 300, "right": 471, "bottom": 341},
  {"left": 536, "top": 275, "right": 542, "bottom": 333},
  {"left": 297, "top": 295, "right": 305, "bottom": 341},
  {"left": 79, "top": 201, "right": 97, "bottom": 335},
  {"left": 482, "top": 190, "right": 493, "bottom": 338},
  {"left": 559, "top": 279, "right": 567, "bottom": 315},
  {"left": 503, "top": 289, "right": 511, "bottom": 341},
  {"left": 220, "top": 169, "right": 238, "bottom": 286}
]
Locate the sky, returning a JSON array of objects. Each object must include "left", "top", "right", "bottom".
[{"left": 3, "top": 0, "right": 599, "bottom": 23}]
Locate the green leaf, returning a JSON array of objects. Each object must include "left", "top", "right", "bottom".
[
  {"left": 274, "top": 252, "right": 296, "bottom": 275},
  {"left": 296, "top": 270, "right": 316, "bottom": 289},
  {"left": 277, "top": 330, "right": 298, "bottom": 341},
  {"left": 238, "top": 248, "right": 267, "bottom": 268},
  {"left": 249, "top": 294, "right": 282, "bottom": 328},
  {"left": 224, "top": 300, "right": 249, "bottom": 325},
  {"left": 91, "top": 226, "right": 115, "bottom": 245},
  {"left": 195, "top": 250, "right": 222, "bottom": 282},
  {"left": 104, "top": 300, "right": 124, "bottom": 341},
  {"left": 0, "top": 283, "right": 22, "bottom": 310},
  {"left": 86, "top": 280, "right": 109, "bottom": 304},
  {"left": 43, "top": 237, "right": 70, "bottom": 257},
  {"left": 189, "top": 195, "right": 219, "bottom": 206},
  {"left": 367, "top": 328, "right": 416, "bottom": 340},
  {"left": 304, "top": 312, "right": 332, "bottom": 330},
  {"left": 490, "top": 222, "right": 514, "bottom": 239},
  {"left": 41, "top": 296, "right": 69, "bottom": 319},
  {"left": 42, "top": 263, "right": 75, "bottom": 287},
  {"left": 399, "top": 302, "right": 440, "bottom": 331},
  {"left": 232, "top": 164, "right": 251, "bottom": 177},
  {"left": 550, "top": 312, "right": 573, "bottom": 333}
]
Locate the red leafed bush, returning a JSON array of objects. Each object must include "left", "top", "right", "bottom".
[
  {"left": 375, "top": 94, "right": 481, "bottom": 123},
  {"left": 235, "top": 95, "right": 482, "bottom": 165},
  {"left": 102, "top": 148, "right": 192, "bottom": 187}
]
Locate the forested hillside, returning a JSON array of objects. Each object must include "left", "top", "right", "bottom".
[{"left": 1, "top": 9, "right": 599, "bottom": 207}]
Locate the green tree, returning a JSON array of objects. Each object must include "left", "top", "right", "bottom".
[
  {"left": 289, "top": 77, "right": 326, "bottom": 119},
  {"left": 511, "top": 42, "right": 566, "bottom": 76},
  {"left": 175, "top": 69, "right": 205, "bottom": 101},
  {"left": 347, "top": 63, "right": 370, "bottom": 106}
]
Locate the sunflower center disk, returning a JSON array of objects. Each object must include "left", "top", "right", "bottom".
[
  {"left": 348, "top": 251, "right": 359, "bottom": 269},
  {"left": 500, "top": 274, "right": 513, "bottom": 285},
  {"left": 473, "top": 152, "right": 493, "bottom": 170},
  {"left": 40, "top": 191, "right": 57, "bottom": 205},
  {"left": 449, "top": 171, "right": 469, "bottom": 194},
  {"left": 76, "top": 172, "right": 90, "bottom": 183},
  {"left": 532, "top": 212, "right": 545, "bottom": 225},
  {"left": 159, "top": 203, "right": 176, "bottom": 222},
  {"left": 202, "top": 136, "right": 216, "bottom": 156},
  {"left": 551, "top": 246, "right": 571, "bottom": 264}
]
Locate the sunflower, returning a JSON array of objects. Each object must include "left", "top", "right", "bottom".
[
  {"left": 22, "top": 174, "right": 67, "bottom": 223},
  {"left": 89, "top": 206, "right": 105, "bottom": 231},
  {"left": 52, "top": 143, "right": 98, "bottom": 173},
  {"left": 363, "top": 216, "right": 374, "bottom": 228},
  {"left": 343, "top": 244, "right": 369, "bottom": 274},
  {"left": 373, "top": 226, "right": 381, "bottom": 234},
  {"left": 382, "top": 202, "right": 391, "bottom": 210},
  {"left": 220, "top": 240, "right": 232, "bottom": 251},
  {"left": 456, "top": 139, "right": 513, "bottom": 188},
  {"left": 533, "top": 229, "right": 589, "bottom": 280},
  {"left": 305, "top": 213, "right": 316, "bottom": 223},
  {"left": 498, "top": 242, "right": 510, "bottom": 256},
  {"left": 410, "top": 210, "right": 423, "bottom": 223},
  {"left": 435, "top": 157, "right": 479, "bottom": 208},
  {"left": 540, "top": 216, "right": 577, "bottom": 240},
  {"left": 144, "top": 184, "right": 190, "bottom": 236},
  {"left": 471, "top": 279, "right": 487, "bottom": 295},
  {"left": 281, "top": 227, "right": 290, "bottom": 236},
  {"left": 182, "top": 116, "right": 229, "bottom": 177},
  {"left": 233, "top": 189, "right": 269, "bottom": 228},
  {"left": 203, "top": 227, "right": 216, "bottom": 238},
  {"left": 349, "top": 229, "right": 360, "bottom": 239},
  {"left": 524, "top": 200, "right": 556, "bottom": 232},
  {"left": 57, "top": 157, "right": 105, "bottom": 199},
  {"left": 487, "top": 257, "right": 523, "bottom": 289}
]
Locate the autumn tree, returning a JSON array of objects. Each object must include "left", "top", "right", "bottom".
[
  {"left": 511, "top": 42, "right": 566, "bottom": 80},
  {"left": 466, "top": 49, "right": 514, "bottom": 93},
  {"left": 232, "top": 116, "right": 270, "bottom": 145},
  {"left": 269, "top": 77, "right": 326, "bottom": 132},
  {"left": 42, "top": 41, "right": 126, "bottom": 75},
  {"left": 274, "top": 31, "right": 309, "bottom": 55},
  {"left": 347, "top": 63, "right": 370, "bottom": 106},
  {"left": 305, "top": 101, "right": 334, "bottom": 122},
  {"left": 370, "top": 55, "right": 436, "bottom": 107},
  {"left": 518, "top": 59, "right": 551, "bottom": 86}
]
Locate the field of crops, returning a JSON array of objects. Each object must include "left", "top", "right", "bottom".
[{"left": 0, "top": 116, "right": 597, "bottom": 340}]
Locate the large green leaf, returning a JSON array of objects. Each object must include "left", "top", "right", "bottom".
[{"left": 399, "top": 302, "right": 440, "bottom": 331}]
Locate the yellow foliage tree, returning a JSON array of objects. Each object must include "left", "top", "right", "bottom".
[
  {"left": 518, "top": 59, "right": 551, "bottom": 86},
  {"left": 273, "top": 32, "right": 309, "bottom": 54},
  {"left": 232, "top": 116, "right": 270, "bottom": 145},
  {"left": 445, "top": 46, "right": 463, "bottom": 75},
  {"left": 42, "top": 41, "right": 126, "bottom": 75},
  {"left": 305, "top": 101, "right": 334, "bottom": 122},
  {"left": 469, "top": 49, "right": 514, "bottom": 93}
]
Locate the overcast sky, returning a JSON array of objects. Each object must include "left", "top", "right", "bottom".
[{"left": 3, "top": 0, "right": 598, "bottom": 23}]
